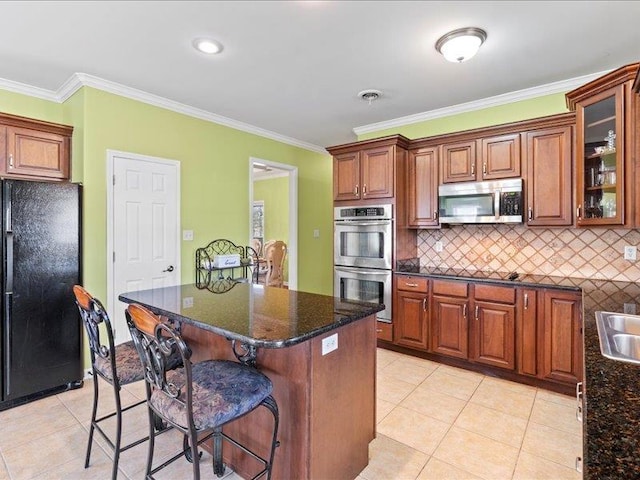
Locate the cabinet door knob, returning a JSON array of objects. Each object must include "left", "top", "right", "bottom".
[
  {"left": 576, "top": 205, "right": 581, "bottom": 220},
  {"left": 8, "top": 154, "right": 13, "bottom": 168},
  {"left": 405, "top": 282, "right": 419, "bottom": 287},
  {"left": 471, "top": 163, "right": 475, "bottom": 175},
  {"left": 354, "top": 185, "right": 359, "bottom": 196},
  {"left": 524, "top": 293, "right": 529, "bottom": 310},
  {"left": 475, "top": 305, "right": 479, "bottom": 321},
  {"left": 528, "top": 207, "right": 533, "bottom": 221},
  {"left": 363, "top": 184, "right": 367, "bottom": 196},
  {"left": 463, "top": 304, "right": 467, "bottom": 320},
  {"left": 423, "top": 298, "right": 427, "bottom": 311},
  {"left": 482, "top": 162, "right": 487, "bottom": 176}
]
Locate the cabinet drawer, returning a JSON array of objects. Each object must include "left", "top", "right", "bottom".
[
  {"left": 474, "top": 284, "right": 516, "bottom": 304},
  {"left": 432, "top": 279, "right": 468, "bottom": 297},
  {"left": 397, "top": 276, "right": 428, "bottom": 293},
  {"left": 376, "top": 321, "right": 393, "bottom": 342}
]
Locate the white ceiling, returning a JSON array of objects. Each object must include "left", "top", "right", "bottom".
[{"left": 1, "top": 1, "right": 639, "bottom": 151}]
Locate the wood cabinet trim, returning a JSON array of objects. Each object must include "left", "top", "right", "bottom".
[
  {"left": 0, "top": 112, "right": 73, "bottom": 137},
  {"left": 566, "top": 62, "right": 639, "bottom": 110},
  {"left": 326, "top": 134, "right": 410, "bottom": 156}
]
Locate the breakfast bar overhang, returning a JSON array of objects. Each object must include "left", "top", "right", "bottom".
[{"left": 119, "top": 282, "right": 383, "bottom": 480}]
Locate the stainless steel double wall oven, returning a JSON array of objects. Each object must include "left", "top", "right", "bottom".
[{"left": 334, "top": 204, "right": 393, "bottom": 322}]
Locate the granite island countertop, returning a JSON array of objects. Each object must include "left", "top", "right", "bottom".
[
  {"left": 119, "top": 282, "right": 384, "bottom": 348},
  {"left": 396, "top": 264, "right": 640, "bottom": 478}
]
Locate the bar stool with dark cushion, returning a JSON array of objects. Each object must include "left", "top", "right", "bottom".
[
  {"left": 126, "top": 303, "right": 280, "bottom": 480},
  {"left": 73, "top": 285, "right": 151, "bottom": 480}
]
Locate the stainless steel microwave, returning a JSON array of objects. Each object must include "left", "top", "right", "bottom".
[{"left": 438, "top": 179, "right": 523, "bottom": 224}]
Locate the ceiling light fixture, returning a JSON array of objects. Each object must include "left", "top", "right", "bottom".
[
  {"left": 192, "top": 38, "right": 223, "bottom": 54},
  {"left": 358, "top": 89, "right": 382, "bottom": 105},
  {"left": 435, "top": 27, "right": 487, "bottom": 63}
]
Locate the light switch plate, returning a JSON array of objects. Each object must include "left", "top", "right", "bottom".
[
  {"left": 182, "top": 297, "right": 194, "bottom": 308},
  {"left": 183, "top": 230, "right": 194, "bottom": 241},
  {"left": 313, "top": 229, "right": 320, "bottom": 238}
]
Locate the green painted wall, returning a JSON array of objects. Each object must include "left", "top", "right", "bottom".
[
  {"left": 1, "top": 85, "right": 333, "bottom": 368},
  {"left": 254, "top": 176, "right": 290, "bottom": 245},
  {"left": 357, "top": 92, "right": 569, "bottom": 141},
  {"left": 79, "top": 88, "right": 333, "bottom": 301}
]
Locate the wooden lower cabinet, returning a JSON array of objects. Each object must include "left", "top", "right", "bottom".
[
  {"left": 516, "top": 287, "right": 583, "bottom": 385},
  {"left": 394, "top": 275, "right": 429, "bottom": 350},
  {"left": 541, "top": 289, "right": 583, "bottom": 384},
  {"left": 431, "top": 294, "right": 468, "bottom": 359},
  {"left": 517, "top": 288, "right": 539, "bottom": 376},
  {"left": 470, "top": 300, "right": 515, "bottom": 369}
]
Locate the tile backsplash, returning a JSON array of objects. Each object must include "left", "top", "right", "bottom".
[{"left": 418, "top": 225, "right": 640, "bottom": 282}]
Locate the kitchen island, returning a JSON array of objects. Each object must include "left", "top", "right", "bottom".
[{"left": 119, "top": 282, "right": 383, "bottom": 480}]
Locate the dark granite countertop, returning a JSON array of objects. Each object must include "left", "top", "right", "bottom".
[
  {"left": 119, "top": 283, "right": 384, "bottom": 348},
  {"left": 395, "top": 265, "right": 583, "bottom": 291},
  {"left": 396, "top": 263, "right": 640, "bottom": 478}
]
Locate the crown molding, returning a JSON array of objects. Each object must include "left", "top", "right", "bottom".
[
  {"left": 353, "top": 69, "right": 612, "bottom": 137},
  {"left": 5, "top": 72, "right": 328, "bottom": 155},
  {"left": 0, "top": 76, "right": 59, "bottom": 102}
]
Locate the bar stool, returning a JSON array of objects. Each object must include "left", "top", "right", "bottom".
[
  {"left": 125, "top": 303, "right": 280, "bottom": 479},
  {"left": 73, "top": 285, "right": 151, "bottom": 480}
]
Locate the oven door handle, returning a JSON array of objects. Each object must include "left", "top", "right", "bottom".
[
  {"left": 334, "top": 266, "right": 390, "bottom": 275},
  {"left": 334, "top": 220, "right": 391, "bottom": 227}
]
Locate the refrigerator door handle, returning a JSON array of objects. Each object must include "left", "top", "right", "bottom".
[
  {"left": 3, "top": 292, "right": 11, "bottom": 397},
  {"left": 4, "top": 181, "right": 11, "bottom": 233},
  {"left": 5, "top": 232, "right": 13, "bottom": 293}
]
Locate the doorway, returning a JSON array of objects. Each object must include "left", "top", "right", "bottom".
[
  {"left": 249, "top": 157, "right": 298, "bottom": 290},
  {"left": 106, "top": 150, "right": 181, "bottom": 344}
]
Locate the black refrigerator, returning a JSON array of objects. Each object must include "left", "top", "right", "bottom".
[{"left": 0, "top": 179, "right": 82, "bottom": 410}]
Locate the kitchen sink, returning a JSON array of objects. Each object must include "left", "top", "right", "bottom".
[{"left": 596, "top": 311, "right": 640, "bottom": 365}]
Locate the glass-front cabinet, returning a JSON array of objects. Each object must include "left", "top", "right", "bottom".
[
  {"left": 567, "top": 63, "right": 639, "bottom": 227},
  {"left": 576, "top": 86, "right": 624, "bottom": 225}
]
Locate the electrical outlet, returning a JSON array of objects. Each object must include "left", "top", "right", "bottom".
[
  {"left": 321, "top": 333, "right": 338, "bottom": 355},
  {"left": 183, "top": 230, "right": 194, "bottom": 241},
  {"left": 624, "top": 303, "right": 637, "bottom": 315},
  {"left": 313, "top": 229, "right": 320, "bottom": 238},
  {"left": 435, "top": 241, "right": 443, "bottom": 253},
  {"left": 182, "top": 296, "right": 194, "bottom": 308},
  {"left": 623, "top": 245, "right": 637, "bottom": 261}
]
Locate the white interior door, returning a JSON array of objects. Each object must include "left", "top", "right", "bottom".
[{"left": 108, "top": 151, "right": 180, "bottom": 344}]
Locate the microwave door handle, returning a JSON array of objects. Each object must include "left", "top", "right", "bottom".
[{"left": 494, "top": 191, "right": 500, "bottom": 219}]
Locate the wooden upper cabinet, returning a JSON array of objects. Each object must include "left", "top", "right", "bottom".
[
  {"left": 0, "top": 112, "right": 72, "bottom": 181},
  {"left": 525, "top": 126, "right": 573, "bottom": 226},
  {"left": 566, "top": 62, "right": 639, "bottom": 228},
  {"left": 442, "top": 134, "right": 520, "bottom": 183},
  {"left": 407, "top": 147, "right": 439, "bottom": 227},
  {"left": 441, "top": 140, "right": 476, "bottom": 183},
  {"left": 480, "top": 133, "right": 521, "bottom": 180},
  {"left": 329, "top": 137, "right": 409, "bottom": 203},
  {"left": 361, "top": 145, "right": 394, "bottom": 199},
  {"left": 333, "top": 151, "right": 360, "bottom": 201}
]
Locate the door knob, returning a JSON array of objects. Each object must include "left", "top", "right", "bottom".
[{"left": 163, "top": 265, "right": 174, "bottom": 272}]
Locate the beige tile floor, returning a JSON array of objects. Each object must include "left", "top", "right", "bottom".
[{"left": 0, "top": 348, "right": 582, "bottom": 479}]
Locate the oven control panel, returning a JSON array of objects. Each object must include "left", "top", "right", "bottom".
[{"left": 335, "top": 204, "right": 392, "bottom": 221}]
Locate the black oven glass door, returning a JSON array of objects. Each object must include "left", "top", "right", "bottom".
[
  {"left": 334, "top": 266, "right": 391, "bottom": 322},
  {"left": 334, "top": 221, "right": 392, "bottom": 269}
]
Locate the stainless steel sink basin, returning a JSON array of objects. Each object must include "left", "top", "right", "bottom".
[{"left": 596, "top": 311, "right": 640, "bottom": 365}]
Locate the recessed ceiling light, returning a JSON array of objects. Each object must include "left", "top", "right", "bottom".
[{"left": 192, "top": 38, "right": 223, "bottom": 54}]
